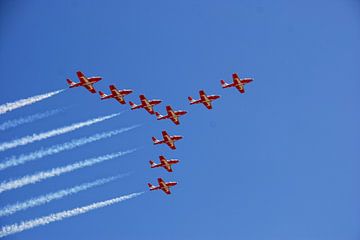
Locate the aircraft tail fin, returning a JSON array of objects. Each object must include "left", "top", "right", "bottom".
[
  {"left": 152, "top": 136, "right": 160, "bottom": 144},
  {"left": 66, "top": 79, "right": 76, "bottom": 87},
  {"left": 188, "top": 96, "right": 195, "bottom": 104},
  {"left": 99, "top": 91, "right": 107, "bottom": 99},
  {"left": 148, "top": 183, "right": 155, "bottom": 190},
  {"left": 220, "top": 80, "right": 230, "bottom": 88},
  {"left": 155, "top": 112, "right": 163, "bottom": 119},
  {"left": 129, "top": 101, "right": 137, "bottom": 109},
  {"left": 149, "top": 160, "right": 155, "bottom": 167}
]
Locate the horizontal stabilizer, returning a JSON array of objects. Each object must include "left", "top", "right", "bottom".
[
  {"left": 220, "top": 80, "right": 228, "bottom": 87},
  {"left": 66, "top": 79, "right": 76, "bottom": 87},
  {"left": 152, "top": 136, "right": 159, "bottom": 144},
  {"left": 129, "top": 101, "right": 137, "bottom": 109},
  {"left": 99, "top": 91, "right": 107, "bottom": 98}
]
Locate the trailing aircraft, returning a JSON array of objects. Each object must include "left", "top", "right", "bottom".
[
  {"left": 152, "top": 130, "right": 183, "bottom": 150},
  {"left": 155, "top": 105, "right": 187, "bottom": 125},
  {"left": 149, "top": 155, "right": 180, "bottom": 172},
  {"left": 129, "top": 95, "right": 162, "bottom": 114},
  {"left": 148, "top": 178, "right": 177, "bottom": 195},
  {"left": 188, "top": 90, "right": 220, "bottom": 110},
  {"left": 99, "top": 85, "right": 133, "bottom": 104},
  {"left": 66, "top": 71, "right": 102, "bottom": 93}
]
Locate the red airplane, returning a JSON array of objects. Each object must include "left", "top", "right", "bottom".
[
  {"left": 99, "top": 85, "right": 133, "bottom": 104},
  {"left": 221, "top": 73, "right": 253, "bottom": 93},
  {"left": 149, "top": 155, "right": 180, "bottom": 172},
  {"left": 155, "top": 105, "right": 187, "bottom": 125},
  {"left": 129, "top": 95, "right": 162, "bottom": 115},
  {"left": 66, "top": 71, "right": 102, "bottom": 93},
  {"left": 148, "top": 178, "right": 177, "bottom": 195},
  {"left": 152, "top": 130, "right": 183, "bottom": 150},
  {"left": 188, "top": 90, "right": 221, "bottom": 110}
]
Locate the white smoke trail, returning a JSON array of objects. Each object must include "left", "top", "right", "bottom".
[
  {"left": 0, "top": 89, "right": 65, "bottom": 115},
  {"left": 0, "top": 149, "right": 136, "bottom": 193},
  {"left": 0, "top": 108, "right": 64, "bottom": 131},
  {"left": 0, "top": 174, "right": 129, "bottom": 217},
  {"left": 0, "top": 112, "right": 121, "bottom": 152},
  {"left": 0, "top": 192, "right": 143, "bottom": 238},
  {"left": 0, "top": 125, "right": 140, "bottom": 171}
]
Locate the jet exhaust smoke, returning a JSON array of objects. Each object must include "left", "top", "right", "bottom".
[
  {"left": 0, "top": 89, "right": 65, "bottom": 115},
  {"left": 0, "top": 108, "right": 64, "bottom": 131},
  {"left": 0, "top": 192, "right": 143, "bottom": 238},
  {"left": 0, "top": 112, "right": 121, "bottom": 152},
  {"left": 0, "top": 125, "right": 140, "bottom": 171},
  {"left": 0, "top": 149, "right": 136, "bottom": 193},
  {"left": 0, "top": 174, "right": 129, "bottom": 217}
]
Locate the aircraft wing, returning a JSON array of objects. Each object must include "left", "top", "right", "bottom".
[
  {"left": 170, "top": 116, "right": 180, "bottom": 125},
  {"left": 160, "top": 156, "right": 173, "bottom": 172},
  {"left": 84, "top": 84, "right": 96, "bottom": 93},
  {"left": 162, "top": 131, "right": 169, "bottom": 139},
  {"left": 162, "top": 188, "right": 171, "bottom": 194},
  {"left": 110, "top": 85, "right": 118, "bottom": 94},
  {"left": 203, "top": 101, "right": 212, "bottom": 110},
  {"left": 165, "top": 165, "right": 172, "bottom": 172},
  {"left": 241, "top": 78, "right": 253, "bottom": 84},
  {"left": 167, "top": 142, "right": 176, "bottom": 150},
  {"left": 236, "top": 85, "right": 245, "bottom": 93},
  {"left": 157, "top": 178, "right": 171, "bottom": 194},
  {"left": 76, "top": 71, "right": 87, "bottom": 83},
  {"left": 114, "top": 97, "right": 126, "bottom": 104},
  {"left": 145, "top": 106, "right": 154, "bottom": 114},
  {"left": 232, "top": 73, "right": 240, "bottom": 82}
]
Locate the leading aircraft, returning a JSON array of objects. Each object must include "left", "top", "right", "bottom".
[
  {"left": 152, "top": 130, "right": 183, "bottom": 150},
  {"left": 188, "top": 90, "right": 221, "bottom": 110},
  {"left": 148, "top": 178, "right": 177, "bottom": 195},
  {"left": 155, "top": 105, "right": 187, "bottom": 125},
  {"left": 129, "top": 95, "right": 162, "bottom": 115},
  {"left": 66, "top": 71, "right": 102, "bottom": 93},
  {"left": 99, "top": 85, "right": 133, "bottom": 104},
  {"left": 149, "top": 155, "right": 180, "bottom": 172},
  {"left": 221, "top": 73, "right": 253, "bottom": 93}
]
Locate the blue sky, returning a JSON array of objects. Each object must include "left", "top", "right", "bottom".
[{"left": 0, "top": 0, "right": 359, "bottom": 239}]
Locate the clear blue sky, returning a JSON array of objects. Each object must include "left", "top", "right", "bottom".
[{"left": 0, "top": 0, "right": 359, "bottom": 239}]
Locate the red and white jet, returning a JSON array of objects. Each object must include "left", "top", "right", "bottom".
[
  {"left": 99, "top": 85, "right": 133, "bottom": 104},
  {"left": 152, "top": 130, "right": 183, "bottom": 150},
  {"left": 188, "top": 90, "right": 221, "bottom": 110},
  {"left": 150, "top": 155, "right": 180, "bottom": 172},
  {"left": 155, "top": 105, "right": 187, "bottom": 125},
  {"left": 148, "top": 178, "right": 177, "bottom": 195},
  {"left": 129, "top": 95, "right": 162, "bottom": 115},
  {"left": 221, "top": 73, "right": 253, "bottom": 93},
  {"left": 66, "top": 71, "right": 102, "bottom": 93}
]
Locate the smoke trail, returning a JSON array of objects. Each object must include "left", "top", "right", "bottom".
[
  {"left": 0, "top": 108, "right": 64, "bottom": 131},
  {"left": 0, "top": 192, "right": 143, "bottom": 238},
  {"left": 0, "top": 125, "right": 140, "bottom": 171},
  {"left": 0, "top": 89, "right": 65, "bottom": 115},
  {"left": 0, "top": 113, "right": 121, "bottom": 152},
  {"left": 0, "top": 174, "right": 129, "bottom": 217},
  {"left": 0, "top": 149, "right": 136, "bottom": 193}
]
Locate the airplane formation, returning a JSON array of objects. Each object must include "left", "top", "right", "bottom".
[{"left": 67, "top": 71, "right": 253, "bottom": 195}]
